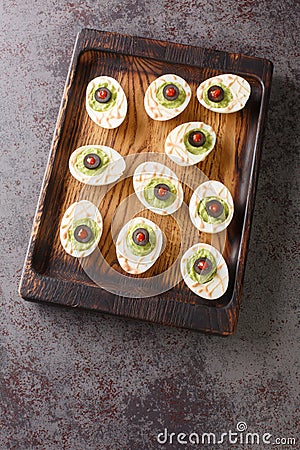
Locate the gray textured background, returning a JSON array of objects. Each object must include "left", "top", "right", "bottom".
[{"left": 0, "top": 1, "right": 299, "bottom": 449}]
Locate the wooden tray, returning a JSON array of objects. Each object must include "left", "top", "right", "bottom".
[{"left": 19, "top": 29, "right": 273, "bottom": 335}]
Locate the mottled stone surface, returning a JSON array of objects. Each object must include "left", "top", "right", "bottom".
[{"left": 0, "top": 1, "right": 299, "bottom": 449}]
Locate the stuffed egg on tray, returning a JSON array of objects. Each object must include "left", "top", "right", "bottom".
[
  {"left": 189, "top": 180, "right": 234, "bottom": 234},
  {"left": 165, "top": 121, "right": 216, "bottom": 166},
  {"left": 197, "top": 73, "right": 251, "bottom": 113},
  {"left": 86, "top": 76, "right": 127, "bottom": 129},
  {"left": 144, "top": 74, "right": 191, "bottom": 121},
  {"left": 60, "top": 200, "right": 103, "bottom": 258},
  {"left": 181, "top": 243, "right": 229, "bottom": 300},
  {"left": 116, "top": 217, "right": 163, "bottom": 274},
  {"left": 69, "top": 145, "right": 125, "bottom": 186},
  {"left": 133, "top": 162, "right": 183, "bottom": 215}
]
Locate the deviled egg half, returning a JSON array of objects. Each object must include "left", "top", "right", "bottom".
[
  {"left": 189, "top": 180, "right": 234, "bottom": 234},
  {"left": 86, "top": 76, "right": 127, "bottom": 129},
  {"left": 69, "top": 145, "right": 125, "bottom": 186},
  {"left": 197, "top": 73, "right": 251, "bottom": 113},
  {"left": 133, "top": 162, "right": 183, "bottom": 215},
  {"left": 60, "top": 200, "right": 103, "bottom": 258},
  {"left": 116, "top": 217, "right": 163, "bottom": 274},
  {"left": 165, "top": 121, "right": 216, "bottom": 166},
  {"left": 144, "top": 74, "right": 191, "bottom": 121},
  {"left": 181, "top": 243, "right": 229, "bottom": 300}
]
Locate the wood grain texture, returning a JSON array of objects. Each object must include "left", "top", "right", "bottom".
[{"left": 19, "top": 29, "right": 273, "bottom": 335}]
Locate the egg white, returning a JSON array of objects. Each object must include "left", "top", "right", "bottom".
[
  {"left": 165, "top": 121, "right": 216, "bottom": 166},
  {"left": 144, "top": 74, "right": 191, "bottom": 121},
  {"left": 133, "top": 162, "right": 184, "bottom": 215},
  {"left": 60, "top": 200, "right": 103, "bottom": 258},
  {"left": 69, "top": 145, "right": 125, "bottom": 186},
  {"left": 116, "top": 217, "right": 163, "bottom": 274},
  {"left": 86, "top": 76, "right": 127, "bottom": 129},
  {"left": 189, "top": 180, "right": 234, "bottom": 234},
  {"left": 181, "top": 243, "right": 229, "bottom": 300},
  {"left": 197, "top": 73, "right": 251, "bottom": 113}
]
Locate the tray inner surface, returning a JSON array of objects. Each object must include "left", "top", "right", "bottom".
[{"left": 31, "top": 48, "right": 262, "bottom": 307}]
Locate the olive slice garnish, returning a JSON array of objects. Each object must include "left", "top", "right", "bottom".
[
  {"left": 205, "top": 199, "right": 224, "bottom": 218},
  {"left": 94, "top": 87, "right": 112, "bottom": 103},
  {"left": 132, "top": 228, "right": 149, "bottom": 246},
  {"left": 163, "top": 84, "right": 179, "bottom": 101},
  {"left": 83, "top": 153, "right": 101, "bottom": 170},
  {"left": 154, "top": 183, "right": 171, "bottom": 201},
  {"left": 74, "top": 224, "right": 93, "bottom": 243},
  {"left": 188, "top": 131, "right": 206, "bottom": 147},
  {"left": 207, "top": 85, "right": 225, "bottom": 103},
  {"left": 193, "top": 257, "right": 213, "bottom": 276}
]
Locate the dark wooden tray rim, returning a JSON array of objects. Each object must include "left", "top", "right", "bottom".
[{"left": 19, "top": 28, "right": 273, "bottom": 335}]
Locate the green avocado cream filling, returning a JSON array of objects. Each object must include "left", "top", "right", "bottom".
[
  {"left": 68, "top": 218, "right": 100, "bottom": 252},
  {"left": 184, "top": 128, "right": 214, "bottom": 155},
  {"left": 156, "top": 82, "right": 186, "bottom": 109},
  {"left": 126, "top": 223, "right": 157, "bottom": 257},
  {"left": 187, "top": 248, "right": 217, "bottom": 284},
  {"left": 75, "top": 147, "right": 110, "bottom": 177},
  {"left": 203, "top": 82, "right": 233, "bottom": 109},
  {"left": 88, "top": 82, "right": 117, "bottom": 112},
  {"left": 198, "top": 196, "right": 229, "bottom": 224},
  {"left": 144, "top": 177, "right": 177, "bottom": 209}
]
